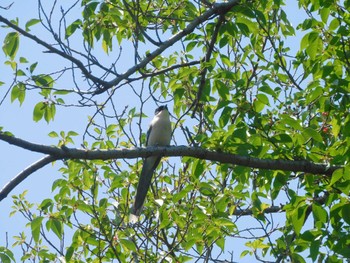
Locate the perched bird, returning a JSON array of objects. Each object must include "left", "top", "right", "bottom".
[{"left": 130, "top": 105, "right": 172, "bottom": 223}]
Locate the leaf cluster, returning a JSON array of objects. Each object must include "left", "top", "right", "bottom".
[{"left": 1, "top": 0, "right": 350, "bottom": 262}]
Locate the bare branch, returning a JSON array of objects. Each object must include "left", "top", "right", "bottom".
[
  {"left": 136, "top": 60, "right": 201, "bottom": 80},
  {"left": 0, "top": 155, "right": 56, "bottom": 201},
  {"left": 0, "top": 2, "right": 13, "bottom": 10},
  {"left": 192, "top": 14, "right": 225, "bottom": 117},
  {"left": 0, "top": 15, "right": 108, "bottom": 89}
]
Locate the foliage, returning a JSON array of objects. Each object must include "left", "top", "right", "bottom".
[{"left": 0, "top": 0, "right": 350, "bottom": 262}]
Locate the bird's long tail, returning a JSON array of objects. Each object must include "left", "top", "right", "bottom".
[{"left": 130, "top": 156, "right": 161, "bottom": 223}]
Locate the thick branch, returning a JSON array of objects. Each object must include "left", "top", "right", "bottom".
[
  {"left": 0, "top": 155, "right": 56, "bottom": 201},
  {"left": 95, "top": 0, "right": 240, "bottom": 94},
  {"left": 233, "top": 205, "right": 282, "bottom": 216},
  {"left": 0, "top": 132, "right": 340, "bottom": 177}
]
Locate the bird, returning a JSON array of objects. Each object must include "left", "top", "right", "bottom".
[{"left": 130, "top": 105, "right": 172, "bottom": 223}]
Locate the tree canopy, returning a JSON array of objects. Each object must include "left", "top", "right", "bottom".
[{"left": 0, "top": 0, "right": 349, "bottom": 262}]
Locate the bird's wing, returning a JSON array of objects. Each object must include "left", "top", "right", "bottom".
[
  {"left": 130, "top": 155, "right": 161, "bottom": 221},
  {"left": 146, "top": 124, "right": 152, "bottom": 146}
]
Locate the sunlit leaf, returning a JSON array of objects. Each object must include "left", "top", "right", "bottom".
[
  {"left": 2, "top": 32, "right": 19, "bottom": 60},
  {"left": 291, "top": 205, "right": 307, "bottom": 236},
  {"left": 33, "top": 101, "right": 45, "bottom": 122},
  {"left": 120, "top": 239, "right": 137, "bottom": 252},
  {"left": 65, "top": 19, "right": 82, "bottom": 38},
  {"left": 25, "top": 18, "right": 40, "bottom": 31},
  {"left": 31, "top": 216, "right": 44, "bottom": 243}
]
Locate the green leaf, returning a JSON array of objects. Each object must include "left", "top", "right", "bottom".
[
  {"left": 216, "top": 237, "right": 225, "bottom": 251},
  {"left": 31, "top": 216, "right": 44, "bottom": 243},
  {"left": 251, "top": 192, "right": 264, "bottom": 216},
  {"left": 301, "top": 31, "right": 323, "bottom": 60},
  {"left": 0, "top": 247, "right": 15, "bottom": 263},
  {"left": 44, "top": 103, "right": 56, "bottom": 123},
  {"left": 259, "top": 85, "right": 278, "bottom": 98},
  {"left": 65, "top": 246, "right": 74, "bottom": 261},
  {"left": 330, "top": 169, "right": 343, "bottom": 186},
  {"left": 186, "top": 41, "right": 197, "bottom": 52},
  {"left": 120, "top": 238, "right": 137, "bottom": 252},
  {"left": 310, "top": 239, "right": 321, "bottom": 261},
  {"left": 33, "top": 74, "right": 54, "bottom": 88},
  {"left": 253, "top": 99, "right": 265, "bottom": 112},
  {"left": 53, "top": 89, "right": 71, "bottom": 95},
  {"left": 25, "top": 18, "right": 40, "bottom": 31},
  {"left": 341, "top": 204, "right": 350, "bottom": 225},
  {"left": 236, "top": 16, "right": 257, "bottom": 35},
  {"left": 33, "top": 101, "right": 45, "bottom": 122},
  {"left": 219, "top": 106, "right": 233, "bottom": 128},
  {"left": 47, "top": 218, "right": 63, "bottom": 239},
  {"left": 214, "top": 217, "right": 235, "bottom": 227},
  {"left": 199, "top": 182, "right": 215, "bottom": 197},
  {"left": 312, "top": 204, "right": 328, "bottom": 225},
  {"left": 39, "top": 198, "right": 54, "bottom": 211},
  {"left": 291, "top": 205, "right": 307, "bottom": 235},
  {"left": 67, "top": 131, "right": 78, "bottom": 137},
  {"left": 48, "top": 131, "right": 58, "bottom": 138},
  {"left": 86, "top": 236, "right": 99, "bottom": 246},
  {"left": 183, "top": 238, "right": 197, "bottom": 251},
  {"left": 11, "top": 83, "right": 26, "bottom": 105},
  {"left": 273, "top": 134, "right": 292, "bottom": 143},
  {"left": 329, "top": 18, "right": 339, "bottom": 30},
  {"left": 19, "top": 57, "right": 28, "bottom": 63},
  {"left": 306, "top": 86, "right": 323, "bottom": 104},
  {"left": 2, "top": 32, "right": 19, "bottom": 60},
  {"left": 330, "top": 117, "right": 340, "bottom": 137},
  {"left": 193, "top": 159, "right": 205, "bottom": 178},
  {"left": 29, "top": 62, "right": 38, "bottom": 73},
  {"left": 16, "top": 69, "right": 26, "bottom": 76},
  {"left": 237, "top": 22, "right": 250, "bottom": 36},
  {"left": 4, "top": 60, "right": 17, "bottom": 70},
  {"left": 256, "top": 94, "right": 269, "bottom": 105},
  {"left": 173, "top": 184, "right": 193, "bottom": 203},
  {"left": 302, "top": 127, "right": 323, "bottom": 143},
  {"left": 279, "top": 114, "right": 302, "bottom": 130},
  {"left": 215, "top": 80, "right": 229, "bottom": 99},
  {"left": 291, "top": 253, "right": 306, "bottom": 263},
  {"left": 0, "top": 253, "right": 10, "bottom": 263},
  {"left": 240, "top": 250, "right": 250, "bottom": 258},
  {"left": 320, "top": 8, "right": 330, "bottom": 24},
  {"left": 65, "top": 19, "right": 82, "bottom": 38}
]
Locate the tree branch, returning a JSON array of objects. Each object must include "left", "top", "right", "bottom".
[
  {"left": 0, "top": 1, "right": 239, "bottom": 95},
  {"left": 233, "top": 205, "right": 282, "bottom": 216},
  {"left": 234, "top": 193, "right": 325, "bottom": 216},
  {"left": 0, "top": 131, "right": 340, "bottom": 202},
  {"left": 0, "top": 155, "right": 56, "bottom": 201},
  {"left": 192, "top": 14, "right": 225, "bottom": 117},
  {"left": 94, "top": 0, "right": 240, "bottom": 94},
  {"left": 0, "top": 132, "right": 340, "bottom": 176},
  {"left": 0, "top": 15, "right": 108, "bottom": 89}
]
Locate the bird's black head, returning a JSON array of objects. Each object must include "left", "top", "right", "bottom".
[{"left": 155, "top": 105, "right": 168, "bottom": 115}]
